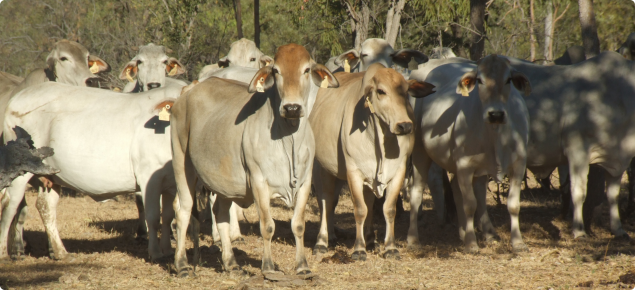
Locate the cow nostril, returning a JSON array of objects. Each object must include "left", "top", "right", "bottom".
[
  {"left": 85, "top": 77, "right": 103, "bottom": 88},
  {"left": 397, "top": 122, "right": 413, "bottom": 134},
  {"left": 487, "top": 111, "right": 505, "bottom": 123},
  {"left": 147, "top": 83, "right": 161, "bottom": 90},
  {"left": 283, "top": 104, "right": 303, "bottom": 118}
]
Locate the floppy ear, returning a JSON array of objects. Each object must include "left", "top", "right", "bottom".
[
  {"left": 88, "top": 55, "right": 111, "bottom": 73},
  {"left": 456, "top": 71, "right": 477, "bottom": 97},
  {"left": 391, "top": 49, "right": 428, "bottom": 68},
  {"left": 166, "top": 57, "right": 185, "bottom": 76},
  {"left": 407, "top": 80, "right": 436, "bottom": 98},
  {"left": 218, "top": 56, "right": 230, "bottom": 68},
  {"left": 335, "top": 49, "right": 360, "bottom": 70},
  {"left": 311, "top": 63, "right": 339, "bottom": 88},
  {"left": 248, "top": 66, "right": 275, "bottom": 93},
  {"left": 259, "top": 55, "right": 273, "bottom": 68},
  {"left": 511, "top": 70, "right": 531, "bottom": 96},
  {"left": 119, "top": 60, "right": 138, "bottom": 80}
]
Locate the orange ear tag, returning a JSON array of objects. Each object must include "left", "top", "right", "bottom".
[
  {"left": 89, "top": 62, "right": 99, "bottom": 74},
  {"left": 344, "top": 59, "right": 351, "bottom": 73},
  {"left": 320, "top": 77, "right": 329, "bottom": 88},
  {"left": 159, "top": 105, "right": 171, "bottom": 121},
  {"left": 126, "top": 69, "right": 134, "bottom": 82},
  {"left": 256, "top": 77, "right": 265, "bottom": 92}
]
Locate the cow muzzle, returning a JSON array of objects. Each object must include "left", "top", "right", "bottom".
[
  {"left": 487, "top": 111, "right": 506, "bottom": 124},
  {"left": 85, "top": 77, "right": 104, "bottom": 88},
  {"left": 394, "top": 122, "right": 413, "bottom": 135},
  {"left": 282, "top": 104, "right": 303, "bottom": 119},
  {"left": 147, "top": 83, "right": 162, "bottom": 90}
]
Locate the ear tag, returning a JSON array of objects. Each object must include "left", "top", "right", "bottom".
[
  {"left": 408, "top": 57, "right": 418, "bottom": 71},
  {"left": 344, "top": 59, "right": 351, "bottom": 73},
  {"left": 365, "top": 96, "right": 375, "bottom": 114},
  {"left": 320, "top": 76, "right": 329, "bottom": 88},
  {"left": 126, "top": 68, "right": 135, "bottom": 83},
  {"left": 89, "top": 62, "right": 99, "bottom": 74},
  {"left": 265, "top": 61, "right": 271, "bottom": 66},
  {"left": 256, "top": 77, "right": 265, "bottom": 92},
  {"left": 168, "top": 65, "right": 179, "bottom": 76},
  {"left": 158, "top": 104, "right": 171, "bottom": 121},
  {"left": 461, "top": 87, "right": 469, "bottom": 97}
]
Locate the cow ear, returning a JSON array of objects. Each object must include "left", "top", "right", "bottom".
[
  {"left": 391, "top": 49, "right": 428, "bottom": 68},
  {"left": 259, "top": 55, "right": 273, "bottom": 68},
  {"left": 166, "top": 57, "right": 185, "bottom": 76},
  {"left": 407, "top": 80, "right": 435, "bottom": 98},
  {"left": 248, "top": 66, "right": 275, "bottom": 93},
  {"left": 119, "top": 60, "right": 138, "bottom": 80},
  {"left": 511, "top": 70, "right": 531, "bottom": 96},
  {"left": 456, "top": 71, "right": 477, "bottom": 97},
  {"left": 618, "top": 46, "right": 631, "bottom": 60},
  {"left": 311, "top": 63, "right": 339, "bottom": 88},
  {"left": 335, "top": 49, "right": 360, "bottom": 70},
  {"left": 88, "top": 55, "right": 111, "bottom": 73},
  {"left": 218, "top": 57, "right": 230, "bottom": 68}
]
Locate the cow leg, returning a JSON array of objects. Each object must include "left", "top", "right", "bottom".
[
  {"left": 407, "top": 151, "right": 432, "bottom": 248},
  {"left": 134, "top": 192, "right": 148, "bottom": 239},
  {"left": 209, "top": 192, "right": 221, "bottom": 242},
  {"left": 456, "top": 170, "right": 478, "bottom": 253},
  {"left": 363, "top": 188, "right": 376, "bottom": 251},
  {"left": 568, "top": 157, "right": 590, "bottom": 239},
  {"left": 382, "top": 165, "right": 406, "bottom": 260},
  {"left": 314, "top": 165, "right": 337, "bottom": 254},
  {"left": 8, "top": 197, "right": 27, "bottom": 259},
  {"left": 508, "top": 166, "right": 528, "bottom": 252},
  {"left": 251, "top": 180, "right": 277, "bottom": 274},
  {"left": 0, "top": 173, "right": 31, "bottom": 260},
  {"left": 291, "top": 177, "right": 312, "bottom": 274},
  {"left": 139, "top": 175, "right": 164, "bottom": 261},
  {"left": 35, "top": 184, "right": 68, "bottom": 260},
  {"left": 172, "top": 144, "right": 198, "bottom": 277},
  {"left": 160, "top": 191, "right": 175, "bottom": 256},
  {"left": 212, "top": 196, "right": 238, "bottom": 271},
  {"left": 473, "top": 176, "right": 498, "bottom": 243},
  {"left": 606, "top": 172, "right": 628, "bottom": 238},
  {"left": 347, "top": 171, "right": 369, "bottom": 261},
  {"left": 228, "top": 202, "right": 244, "bottom": 242},
  {"left": 428, "top": 163, "right": 446, "bottom": 223},
  {"left": 450, "top": 176, "right": 467, "bottom": 242}
]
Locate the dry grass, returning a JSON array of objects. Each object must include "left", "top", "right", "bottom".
[{"left": 1, "top": 172, "right": 635, "bottom": 289}]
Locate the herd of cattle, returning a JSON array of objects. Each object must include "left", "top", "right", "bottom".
[{"left": 0, "top": 34, "right": 635, "bottom": 278}]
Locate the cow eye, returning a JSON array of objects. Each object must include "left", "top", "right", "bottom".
[
  {"left": 163, "top": 60, "right": 168, "bottom": 65},
  {"left": 60, "top": 57, "right": 68, "bottom": 61},
  {"left": 250, "top": 58, "right": 256, "bottom": 62},
  {"left": 377, "top": 89, "right": 386, "bottom": 95},
  {"left": 272, "top": 68, "right": 279, "bottom": 74},
  {"left": 304, "top": 68, "right": 310, "bottom": 74},
  {"left": 137, "top": 60, "right": 143, "bottom": 65}
]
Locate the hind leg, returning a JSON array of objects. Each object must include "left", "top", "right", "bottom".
[{"left": 0, "top": 174, "right": 31, "bottom": 260}]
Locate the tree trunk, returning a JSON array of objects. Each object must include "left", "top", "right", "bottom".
[
  {"left": 578, "top": 0, "right": 600, "bottom": 58},
  {"left": 529, "top": 0, "right": 536, "bottom": 62},
  {"left": 254, "top": 0, "right": 260, "bottom": 48},
  {"left": 451, "top": 16, "right": 466, "bottom": 58},
  {"left": 385, "top": 0, "right": 406, "bottom": 48},
  {"left": 234, "top": 0, "right": 243, "bottom": 39},
  {"left": 469, "top": 0, "right": 486, "bottom": 61},
  {"left": 544, "top": 0, "right": 553, "bottom": 63},
  {"left": 344, "top": 0, "right": 370, "bottom": 51}
]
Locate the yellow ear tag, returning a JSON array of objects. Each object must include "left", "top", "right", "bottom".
[
  {"left": 344, "top": 59, "right": 351, "bottom": 73},
  {"left": 461, "top": 87, "right": 470, "bottom": 97},
  {"left": 365, "top": 96, "right": 375, "bottom": 114},
  {"left": 159, "top": 105, "right": 171, "bottom": 121},
  {"left": 265, "top": 61, "right": 271, "bottom": 66},
  {"left": 125, "top": 69, "right": 134, "bottom": 83},
  {"left": 89, "top": 62, "right": 99, "bottom": 74},
  {"left": 408, "top": 57, "right": 418, "bottom": 71},
  {"left": 320, "top": 77, "right": 329, "bottom": 88},
  {"left": 256, "top": 77, "right": 265, "bottom": 92},
  {"left": 168, "top": 65, "right": 178, "bottom": 76}
]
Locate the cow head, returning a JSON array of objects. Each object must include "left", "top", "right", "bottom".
[
  {"left": 362, "top": 63, "right": 435, "bottom": 135},
  {"left": 45, "top": 40, "right": 110, "bottom": 87},
  {"left": 335, "top": 38, "right": 428, "bottom": 72},
  {"left": 456, "top": 54, "right": 531, "bottom": 124},
  {"left": 218, "top": 38, "right": 273, "bottom": 69},
  {"left": 119, "top": 43, "right": 185, "bottom": 91},
  {"left": 248, "top": 43, "right": 338, "bottom": 119}
]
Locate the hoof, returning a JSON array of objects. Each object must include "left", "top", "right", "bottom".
[
  {"left": 512, "top": 243, "right": 529, "bottom": 253},
  {"left": 464, "top": 243, "right": 479, "bottom": 254},
  {"left": 297, "top": 270, "right": 312, "bottom": 275},
  {"left": 10, "top": 253, "right": 26, "bottom": 261},
  {"left": 573, "top": 234, "right": 589, "bottom": 241},
  {"left": 383, "top": 249, "right": 401, "bottom": 260},
  {"left": 224, "top": 264, "right": 241, "bottom": 272},
  {"left": 177, "top": 267, "right": 194, "bottom": 278},
  {"left": 312, "top": 245, "right": 328, "bottom": 255},
  {"left": 613, "top": 233, "right": 631, "bottom": 242},
  {"left": 231, "top": 237, "right": 246, "bottom": 245},
  {"left": 351, "top": 250, "right": 367, "bottom": 261},
  {"left": 484, "top": 233, "right": 501, "bottom": 244}
]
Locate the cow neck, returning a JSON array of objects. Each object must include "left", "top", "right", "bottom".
[
  {"left": 268, "top": 92, "right": 306, "bottom": 201},
  {"left": 365, "top": 108, "right": 388, "bottom": 197}
]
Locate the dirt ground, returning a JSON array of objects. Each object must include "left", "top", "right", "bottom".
[{"left": 1, "top": 172, "right": 635, "bottom": 290}]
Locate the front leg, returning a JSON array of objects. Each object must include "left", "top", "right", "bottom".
[
  {"left": 455, "top": 169, "right": 478, "bottom": 253},
  {"left": 382, "top": 165, "right": 407, "bottom": 260},
  {"left": 250, "top": 178, "right": 276, "bottom": 274},
  {"left": 606, "top": 171, "right": 628, "bottom": 238},
  {"left": 346, "top": 170, "right": 369, "bottom": 261},
  {"left": 473, "top": 176, "right": 498, "bottom": 243},
  {"left": 291, "top": 178, "right": 312, "bottom": 274},
  {"left": 508, "top": 165, "right": 528, "bottom": 252}
]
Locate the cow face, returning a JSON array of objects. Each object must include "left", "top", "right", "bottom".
[
  {"left": 362, "top": 64, "right": 434, "bottom": 135},
  {"left": 218, "top": 38, "right": 273, "bottom": 69},
  {"left": 456, "top": 54, "right": 531, "bottom": 124},
  {"left": 335, "top": 38, "right": 428, "bottom": 72},
  {"left": 46, "top": 40, "right": 109, "bottom": 87},
  {"left": 119, "top": 43, "right": 185, "bottom": 91},
  {"left": 248, "top": 43, "right": 338, "bottom": 119}
]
